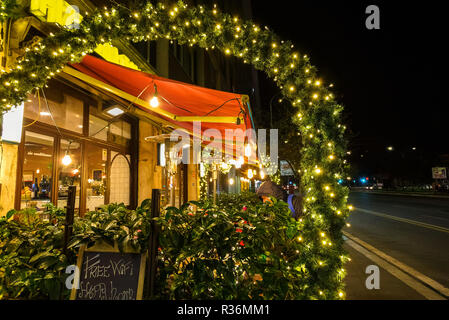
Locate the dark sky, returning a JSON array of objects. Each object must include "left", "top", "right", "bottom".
[{"left": 250, "top": 1, "right": 448, "bottom": 160}]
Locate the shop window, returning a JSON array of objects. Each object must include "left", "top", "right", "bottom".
[
  {"left": 89, "top": 113, "right": 108, "bottom": 141},
  {"left": 20, "top": 131, "right": 54, "bottom": 210},
  {"left": 110, "top": 152, "right": 130, "bottom": 206},
  {"left": 57, "top": 139, "right": 81, "bottom": 212},
  {"left": 24, "top": 93, "right": 84, "bottom": 134},
  {"left": 86, "top": 144, "right": 107, "bottom": 211}
]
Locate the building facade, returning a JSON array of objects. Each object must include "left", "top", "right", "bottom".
[{"left": 0, "top": 0, "right": 262, "bottom": 216}]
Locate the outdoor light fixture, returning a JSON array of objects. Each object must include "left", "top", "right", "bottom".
[
  {"left": 150, "top": 84, "right": 159, "bottom": 108},
  {"left": 229, "top": 178, "right": 235, "bottom": 185},
  {"left": 1, "top": 102, "right": 24, "bottom": 144},
  {"left": 247, "top": 169, "right": 254, "bottom": 179},
  {"left": 104, "top": 105, "right": 125, "bottom": 117}
]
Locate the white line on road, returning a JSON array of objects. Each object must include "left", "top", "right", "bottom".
[
  {"left": 355, "top": 207, "right": 449, "bottom": 234},
  {"left": 344, "top": 231, "right": 449, "bottom": 300}
]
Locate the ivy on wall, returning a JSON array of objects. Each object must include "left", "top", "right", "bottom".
[{"left": 0, "top": 0, "right": 352, "bottom": 298}]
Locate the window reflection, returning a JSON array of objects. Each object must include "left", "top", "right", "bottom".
[
  {"left": 57, "top": 139, "right": 81, "bottom": 212},
  {"left": 86, "top": 144, "right": 107, "bottom": 211},
  {"left": 20, "top": 131, "right": 54, "bottom": 210}
]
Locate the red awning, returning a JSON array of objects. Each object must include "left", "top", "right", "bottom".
[{"left": 70, "top": 55, "right": 253, "bottom": 144}]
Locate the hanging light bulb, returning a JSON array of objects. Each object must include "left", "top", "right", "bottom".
[
  {"left": 62, "top": 141, "right": 73, "bottom": 166},
  {"left": 62, "top": 154, "right": 72, "bottom": 166},
  {"left": 150, "top": 84, "right": 159, "bottom": 108}
]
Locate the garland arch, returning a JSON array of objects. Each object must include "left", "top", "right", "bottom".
[{"left": 0, "top": 0, "right": 352, "bottom": 298}]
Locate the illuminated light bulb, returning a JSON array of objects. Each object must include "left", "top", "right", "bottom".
[
  {"left": 315, "top": 80, "right": 321, "bottom": 86},
  {"left": 229, "top": 178, "right": 234, "bottom": 185},
  {"left": 260, "top": 170, "right": 265, "bottom": 179},
  {"left": 329, "top": 155, "right": 335, "bottom": 160},
  {"left": 348, "top": 205, "right": 354, "bottom": 211},
  {"left": 72, "top": 168, "right": 79, "bottom": 175},
  {"left": 320, "top": 232, "right": 325, "bottom": 237},
  {"left": 305, "top": 69, "right": 310, "bottom": 73},
  {"left": 225, "top": 49, "right": 231, "bottom": 55},
  {"left": 315, "top": 168, "right": 321, "bottom": 174},
  {"left": 247, "top": 169, "right": 253, "bottom": 179},
  {"left": 325, "top": 186, "right": 330, "bottom": 191},
  {"left": 215, "top": 24, "right": 221, "bottom": 29},
  {"left": 62, "top": 154, "right": 72, "bottom": 166},
  {"left": 36, "top": 169, "right": 40, "bottom": 174},
  {"left": 289, "top": 86, "right": 295, "bottom": 92},
  {"left": 297, "top": 236, "right": 302, "bottom": 242},
  {"left": 346, "top": 223, "right": 351, "bottom": 227},
  {"left": 339, "top": 292, "right": 344, "bottom": 298},
  {"left": 330, "top": 193, "right": 335, "bottom": 198},
  {"left": 322, "top": 240, "right": 327, "bottom": 245},
  {"left": 150, "top": 96, "right": 159, "bottom": 108},
  {"left": 318, "top": 261, "right": 323, "bottom": 266},
  {"left": 273, "top": 68, "right": 278, "bottom": 73},
  {"left": 313, "top": 94, "right": 319, "bottom": 99}
]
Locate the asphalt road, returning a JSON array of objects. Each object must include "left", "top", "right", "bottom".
[{"left": 343, "top": 191, "right": 449, "bottom": 298}]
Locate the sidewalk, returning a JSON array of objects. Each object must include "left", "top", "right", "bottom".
[{"left": 344, "top": 242, "right": 426, "bottom": 300}]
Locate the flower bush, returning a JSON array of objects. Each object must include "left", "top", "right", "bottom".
[
  {"left": 154, "top": 192, "right": 346, "bottom": 300},
  {"left": 0, "top": 201, "right": 152, "bottom": 300},
  {"left": 1, "top": 193, "right": 347, "bottom": 300}
]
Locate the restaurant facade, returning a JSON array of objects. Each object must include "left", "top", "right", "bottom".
[{"left": 0, "top": 0, "right": 262, "bottom": 216}]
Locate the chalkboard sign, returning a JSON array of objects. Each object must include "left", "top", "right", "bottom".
[{"left": 70, "top": 242, "right": 147, "bottom": 300}]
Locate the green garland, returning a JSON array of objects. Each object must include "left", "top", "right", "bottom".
[
  {"left": 0, "top": 0, "right": 18, "bottom": 22},
  {"left": 0, "top": 0, "right": 351, "bottom": 299}
]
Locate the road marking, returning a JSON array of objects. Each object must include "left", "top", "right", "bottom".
[
  {"left": 344, "top": 231, "right": 449, "bottom": 300},
  {"left": 355, "top": 207, "right": 449, "bottom": 234}
]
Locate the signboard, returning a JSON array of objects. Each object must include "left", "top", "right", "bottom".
[
  {"left": 280, "top": 160, "right": 294, "bottom": 176},
  {"left": 432, "top": 167, "right": 447, "bottom": 179},
  {"left": 70, "top": 242, "right": 147, "bottom": 300}
]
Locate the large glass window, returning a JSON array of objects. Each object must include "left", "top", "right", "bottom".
[
  {"left": 86, "top": 144, "right": 108, "bottom": 211},
  {"left": 24, "top": 93, "right": 84, "bottom": 134},
  {"left": 110, "top": 152, "right": 130, "bottom": 206},
  {"left": 89, "top": 106, "right": 131, "bottom": 147},
  {"left": 20, "top": 131, "right": 54, "bottom": 210},
  {"left": 57, "top": 139, "right": 81, "bottom": 212}
]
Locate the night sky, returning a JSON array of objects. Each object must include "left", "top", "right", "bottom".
[{"left": 249, "top": 1, "right": 448, "bottom": 176}]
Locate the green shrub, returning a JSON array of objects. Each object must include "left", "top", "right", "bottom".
[{"left": 154, "top": 193, "right": 347, "bottom": 300}]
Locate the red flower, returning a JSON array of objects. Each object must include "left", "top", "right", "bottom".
[
  {"left": 239, "top": 240, "right": 245, "bottom": 246},
  {"left": 236, "top": 228, "right": 243, "bottom": 233},
  {"left": 242, "top": 206, "right": 248, "bottom": 211}
]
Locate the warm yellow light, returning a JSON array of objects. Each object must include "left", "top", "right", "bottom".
[
  {"left": 325, "top": 186, "right": 330, "bottom": 191},
  {"left": 260, "top": 170, "right": 265, "bottom": 179},
  {"left": 229, "top": 178, "right": 235, "bottom": 185},
  {"left": 329, "top": 155, "right": 335, "bottom": 160},
  {"left": 339, "top": 292, "right": 344, "bottom": 298},
  {"left": 247, "top": 169, "right": 254, "bottom": 179},
  {"left": 315, "top": 168, "right": 321, "bottom": 174},
  {"left": 348, "top": 205, "right": 354, "bottom": 211},
  {"left": 150, "top": 96, "right": 159, "bottom": 108},
  {"left": 62, "top": 154, "right": 72, "bottom": 166},
  {"left": 313, "top": 94, "right": 319, "bottom": 99},
  {"left": 315, "top": 81, "right": 321, "bottom": 86},
  {"left": 36, "top": 169, "right": 40, "bottom": 174},
  {"left": 244, "top": 144, "right": 251, "bottom": 157},
  {"left": 225, "top": 49, "right": 231, "bottom": 55}
]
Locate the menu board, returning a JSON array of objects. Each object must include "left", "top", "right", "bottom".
[{"left": 70, "top": 242, "right": 146, "bottom": 300}]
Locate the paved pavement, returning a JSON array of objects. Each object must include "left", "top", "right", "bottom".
[{"left": 343, "top": 192, "right": 449, "bottom": 300}]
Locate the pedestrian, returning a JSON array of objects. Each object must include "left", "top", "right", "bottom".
[{"left": 256, "top": 178, "right": 303, "bottom": 220}]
